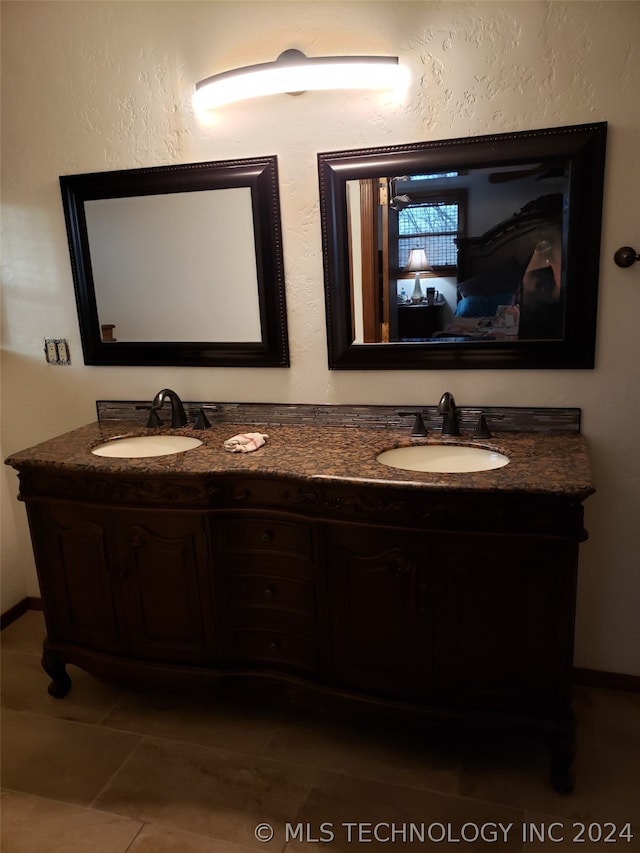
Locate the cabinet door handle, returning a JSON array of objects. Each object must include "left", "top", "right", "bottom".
[
  {"left": 268, "top": 637, "right": 281, "bottom": 652},
  {"left": 369, "top": 550, "right": 414, "bottom": 578},
  {"left": 419, "top": 581, "right": 428, "bottom": 613},
  {"left": 263, "top": 586, "right": 276, "bottom": 599},
  {"left": 261, "top": 530, "right": 274, "bottom": 543},
  {"left": 106, "top": 563, "right": 127, "bottom": 581},
  {"left": 387, "top": 554, "right": 412, "bottom": 577},
  {"left": 129, "top": 527, "right": 145, "bottom": 548}
]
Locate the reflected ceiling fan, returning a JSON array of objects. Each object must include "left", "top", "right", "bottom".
[{"left": 488, "top": 164, "right": 565, "bottom": 183}]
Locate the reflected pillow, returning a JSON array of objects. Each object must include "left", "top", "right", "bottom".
[{"left": 455, "top": 293, "right": 516, "bottom": 318}]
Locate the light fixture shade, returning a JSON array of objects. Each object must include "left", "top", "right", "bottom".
[
  {"left": 194, "top": 49, "right": 409, "bottom": 111},
  {"left": 404, "top": 248, "right": 430, "bottom": 272}
]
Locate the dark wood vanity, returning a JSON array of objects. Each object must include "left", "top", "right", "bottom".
[{"left": 5, "top": 410, "right": 594, "bottom": 794}]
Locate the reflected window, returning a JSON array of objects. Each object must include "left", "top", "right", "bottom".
[{"left": 398, "top": 190, "right": 467, "bottom": 273}]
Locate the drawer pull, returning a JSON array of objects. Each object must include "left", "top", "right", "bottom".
[
  {"left": 268, "top": 638, "right": 281, "bottom": 652},
  {"left": 263, "top": 586, "right": 276, "bottom": 599},
  {"left": 261, "top": 530, "right": 274, "bottom": 543}
]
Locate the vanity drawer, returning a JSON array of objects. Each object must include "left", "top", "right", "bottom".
[
  {"left": 218, "top": 517, "right": 313, "bottom": 560},
  {"left": 222, "top": 575, "right": 315, "bottom": 620},
  {"left": 225, "top": 628, "right": 318, "bottom": 673}
]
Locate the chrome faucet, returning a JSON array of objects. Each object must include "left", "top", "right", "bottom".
[
  {"left": 150, "top": 388, "right": 188, "bottom": 428},
  {"left": 437, "top": 391, "right": 460, "bottom": 436}
]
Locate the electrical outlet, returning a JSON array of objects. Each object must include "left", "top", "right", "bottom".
[
  {"left": 45, "top": 339, "right": 58, "bottom": 363},
  {"left": 44, "top": 338, "right": 71, "bottom": 365},
  {"left": 56, "top": 340, "right": 70, "bottom": 364}
]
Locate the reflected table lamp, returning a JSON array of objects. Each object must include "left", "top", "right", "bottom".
[{"left": 404, "top": 248, "right": 431, "bottom": 303}]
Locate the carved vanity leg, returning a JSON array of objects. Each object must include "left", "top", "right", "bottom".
[
  {"left": 41, "top": 647, "right": 72, "bottom": 698},
  {"left": 549, "top": 711, "right": 576, "bottom": 794}
]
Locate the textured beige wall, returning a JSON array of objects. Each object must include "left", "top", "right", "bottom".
[{"left": 2, "top": 1, "right": 639, "bottom": 675}]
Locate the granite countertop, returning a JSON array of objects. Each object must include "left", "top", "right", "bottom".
[{"left": 5, "top": 419, "right": 595, "bottom": 500}]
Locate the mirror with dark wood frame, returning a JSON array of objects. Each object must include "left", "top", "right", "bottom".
[
  {"left": 318, "top": 122, "right": 607, "bottom": 370},
  {"left": 60, "top": 156, "right": 289, "bottom": 367}
]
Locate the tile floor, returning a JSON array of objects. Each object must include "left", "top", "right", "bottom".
[{"left": 1, "top": 611, "right": 639, "bottom": 852}]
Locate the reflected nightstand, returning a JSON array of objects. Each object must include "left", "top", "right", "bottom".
[{"left": 397, "top": 296, "right": 445, "bottom": 339}]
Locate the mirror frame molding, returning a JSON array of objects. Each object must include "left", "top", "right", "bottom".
[
  {"left": 60, "top": 156, "right": 289, "bottom": 367},
  {"left": 318, "top": 122, "right": 607, "bottom": 370}
]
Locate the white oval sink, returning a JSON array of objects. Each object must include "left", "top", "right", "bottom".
[
  {"left": 377, "top": 444, "right": 509, "bottom": 473},
  {"left": 92, "top": 435, "right": 203, "bottom": 459}
]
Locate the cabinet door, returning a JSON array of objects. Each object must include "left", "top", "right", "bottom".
[
  {"left": 326, "top": 524, "right": 429, "bottom": 700},
  {"left": 114, "top": 510, "right": 215, "bottom": 663},
  {"left": 431, "top": 533, "right": 577, "bottom": 712},
  {"left": 27, "top": 502, "right": 125, "bottom": 653}
]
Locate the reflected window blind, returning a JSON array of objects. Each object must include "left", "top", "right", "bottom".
[{"left": 399, "top": 202, "right": 459, "bottom": 270}]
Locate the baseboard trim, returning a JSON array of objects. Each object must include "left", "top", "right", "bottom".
[
  {"left": 572, "top": 667, "right": 640, "bottom": 693},
  {"left": 0, "top": 596, "right": 43, "bottom": 631},
  {"left": 2, "top": 598, "right": 638, "bottom": 692}
]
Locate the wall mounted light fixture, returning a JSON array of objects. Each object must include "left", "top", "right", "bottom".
[{"left": 194, "top": 49, "right": 409, "bottom": 111}]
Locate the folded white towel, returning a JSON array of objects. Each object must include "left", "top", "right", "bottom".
[{"left": 223, "top": 432, "right": 269, "bottom": 453}]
